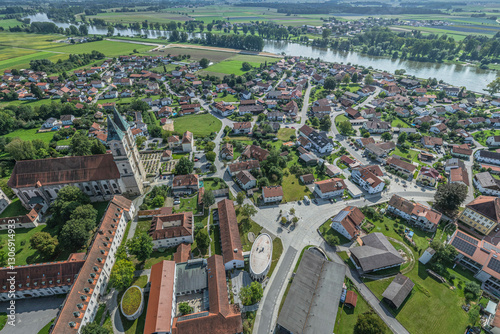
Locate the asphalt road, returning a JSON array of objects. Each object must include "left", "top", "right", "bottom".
[{"left": 256, "top": 246, "right": 298, "bottom": 334}]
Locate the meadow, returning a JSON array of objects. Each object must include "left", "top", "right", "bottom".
[
  {"left": 173, "top": 113, "right": 222, "bottom": 137},
  {"left": 200, "top": 54, "right": 274, "bottom": 76},
  {"left": 2, "top": 128, "right": 55, "bottom": 143}
]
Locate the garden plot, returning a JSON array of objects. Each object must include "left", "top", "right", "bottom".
[
  {"left": 140, "top": 152, "right": 162, "bottom": 177},
  {"left": 161, "top": 161, "right": 178, "bottom": 175}
]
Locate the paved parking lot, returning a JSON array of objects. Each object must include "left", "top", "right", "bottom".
[{"left": 0, "top": 296, "right": 63, "bottom": 334}]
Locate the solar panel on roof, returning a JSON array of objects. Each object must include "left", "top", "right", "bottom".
[
  {"left": 488, "top": 257, "right": 500, "bottom": 274},
  {"left": 457, "top": 232, "right": 478, "bottom": 245},
  {"left": 177, "top": 311, "right": 209, "bottom": 322},
  {"left": 452, "top": 238, "right": 477, "bottom": 256}
]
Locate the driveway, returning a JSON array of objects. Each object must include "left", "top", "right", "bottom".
[{"left": 0, "top": 296, "right": 63, "bottom": 334}]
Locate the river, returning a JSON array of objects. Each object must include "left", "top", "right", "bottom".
[{"left": 25, "top": 13, "right": 498, "bottom": 93}]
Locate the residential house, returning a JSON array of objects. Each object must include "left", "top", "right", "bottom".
[
  {"left": 386, "top": 156, "right": 417, "bottom": 177},
  {"left": 487, "top": 136, "right": 500, "bottom": 147},
  {"left": 475, "top": 150, "right": 500, "bottom": 166},
  {"left": 388, "top": 194, "right": 442, "bottom": 232},
  {"left": 351, "top": 165, "right": 385, "bottom": 194},
  {"left": 417, "top": 166, "right": 440, "bottom": 187},
  {"left": 227, "top": 160, "right": 260, "bottom": 176},
  {"left": 233, "top": 122, "right": 252, "bottom": 135},
  {"left": 450, "top": 167, "right": 469, "bottom": 188},
  {"left": 314, "top": 178, "right": 346, "bottom": 199},
  {"left": 298, "top": 124, "right": 334, "bottom": 154},
  {"left": 149, "top": 212, "right": 194, "bottom": 249},
  {"left": 262, "top": 186, "right": 283, "bottom": 203},
  {"left": 220, "top": 143, "right": 234, "bottom": 160},
  {"left": 235, "top": 170, "right": 256, "bottom": 190},
  {"left": 430, "top": 123, "right": 448, "bottom": 134},
  {"left": 181, "top": 131, "right": 193, "bottom": 152},
  {"left": 421, "top": 136, "right": 443, "bottom": 149},
  {"left": 241, "top": 145, "right": 269, "bottom": 162},
  {"left": 451, "top": 144, "right": 472, "bottom": 159},
  {"left": 330, "top": 206, "right": 365, "bottom": 240},
  {"left": 474, "top": 172, "right": 500, "bottom": 197},
  {"left": 172, "top": 174, "right": 199, "bottom": 195},
  {"left": 363, "top": 120, "right": 391, "bottom": 134},
  {"left": 300, "top": 174, "right": 315, "bottom": 184}
]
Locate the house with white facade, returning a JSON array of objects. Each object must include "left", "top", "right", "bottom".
[
  {"left": 330, "top": 206, "right": 365, "bottom": 240},
  {"left": 262, "top": 186, "right": 283, "bottom": 203},
  {"left": 314, "top": 178, "right": 346, "bottom": 199},
  {"left": 149, "top": 212, "right": 194, "bottom": 249},
  {"left": 351, "top": 165, "right": 385, "bottom": 194},
  {"left": 387, "top": 194, "right": 442, "bottom": 232}
]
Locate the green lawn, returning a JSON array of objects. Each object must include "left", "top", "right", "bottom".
[
  {"left": 0, "top": 198, "right": 28, "bottom": 218},
  {"left": 277, "top": 128, "right": 296, "bottom": 142},
  {"left": 37, "top": 318, "right": 55, "bottom": 334},
  {"left": 202, "top": 178, "right": 228, "bottom": 191},
  {"left": 3, "top": 128, "right": 55, "bottom": 143},
  {"left": 201, "top": 55, "right": 272, "bottom": 76},
  {"left": 281, "top": 173, "right": 311, "bottom": 203},
  {"left": 236, "top": 209, "right": 262, "bottom": 252},
  {"left": 319, "top": 219, "right": 350, "bottom": 245},
  {"left": 334, "top": 292, "right": 372, "bottom": 334},
  {"left": 0, "top": 313, "right": 6, "bottom": 331},
  {"left": 210, "top": 224, "right": 222, "bottom": 255},
  {"left": 173, "top": 114, "right": 222, "bottom": 137},
  {"left": 392, "top": 118, "right": 410, "bottom": 128},
  {"left": 268, "top": 237, "right": 283, "bottom": 277},
  {"left": 335, "top": 114, "right": 350, "bottom": 125},
  {"left": 362, "top": 213, "right": 473, "bottom": 334},
  {"left": 174, "top": 195, "right": 199, "bottom": 214},
  {"left": 144, "top": 248, "right": 175, "bottom": 269},
  {"left": 391, "top": 147, "right": 419, "bottom": 163},
  {"left": 215, "top": 93, "right": 239, "bottom": 102},
  {"left": 474, "top": 129, "right": 500, "bottom": 147}
]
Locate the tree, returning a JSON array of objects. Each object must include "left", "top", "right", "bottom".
[
  {"left": 195, "top": 229, "right": 209, "bottom": 252},
  {"left": 242, "top": 62, "right": 252, "bottom": 71},
  {"left": 338, "top": 120, "right": 353, "bottom": 135},
  {"left": 420, "top": 122, "right": 431, "bottom": 132},
  {"left": 354, "top": 311, "right": 388, "bottom": 334},
  {"left": 487, "top": 77, "right": 500, "bottom": 96},
  {"left": 200, "top": 58, "right": 209, "bottom": 68},
  {"left": 127, "top": 234, "right": 153, "bottom": 262},
  {"left": 240, "top": 203, "right": 257, "bottom": 222},
  {"left": 178, "top": 302, "right": 193, "bottom": 315},
  {"left": 91, "top": 139, "right": 107, "bottom": 155},
  {"left": 205, "top": 151, "right": 216, "bottom": 162},
  {"left": 290, "top": 207, "right": 295, "bottom": 215},
  {"left": 381, "top": 132, "right": 392, "bottom": 141},
  {"left": 81, "top": 323, "right": 110, "bottom": 334},
  {"left": 70, "top": 204, "right": 98, "bottom": 230},
  {"left": 30, "top": 232, "right": 58, "bottom": 258},
  {"left": 397, "top": 131, "right": 407, "bottom": 145},
  {"left": 239, "top": 281, "right": 263, "bottom": 306},
  {"left": 434, "top": 183, "right": 467, "bottom": 212},
  {"left": 320, "top": 116, "right": 332, "bottom": 131},
  {"left": 5, "top": 139, "right": 35, "bottom": 161},
  {"left": 203, "top": 189, "right": 215, "bottom": 208},
  {"left": 324, "top": 77, "right": 336, "bottom": 91},
  {"left": 236, "top": 191, "right": 246, "bottom": 206},
  {"left": 364, "top": 74, "right": 374, "bottom": 85},
  {"left": 209, "top": 164, "right": 217, "bottom": 173},
  {"left": 351, "top": 72, "right": 358, "bottom": 83},
  {"left": 174, "top": 156, "right": 194, "bottom": 175},
  {"left": 59, "top": 219, "right": 89, "bottom": 250},
  {"left": 322, "top": 28, "right": 331, "bottom": 39},
  {"left": 430, "top": 240, "right": 458, "bottom": 265},
  {"left": 71, "top": 131, "right": 92, "bottom": 156},
  {"left": 324, "top": 234, "right": 340, "bottom": 245},
  {"left": 464, "top": 281, "right": 481, "bottom": 300},
  {"left": 110, "top": 259, "right": 135, "bottom": 290}
]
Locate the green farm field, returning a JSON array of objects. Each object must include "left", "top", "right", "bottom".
[{"left": 2, "top": 128, "right": 55, "bottom": 143}]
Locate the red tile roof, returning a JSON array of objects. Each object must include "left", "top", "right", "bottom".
[
  {"left": 173, "top": 243, "right": 191, "bottom": 263},
  {"left": 51, "top": 196, "right": 132, "bottom": 333},
  {"left": 143, "top": 260, "right": 176, "bottom": 334},
  {"left": 262, "top": 185, "right": 284, "bottom": 198},
  {"left": 149, "top": 212, "right": 193, "bottom": 240},
  {"left": 8, "top": 154, "right": 120, "bottom": 188},
  {"left": 218, "top": 199, "right": 244, "bottom": 264}
]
